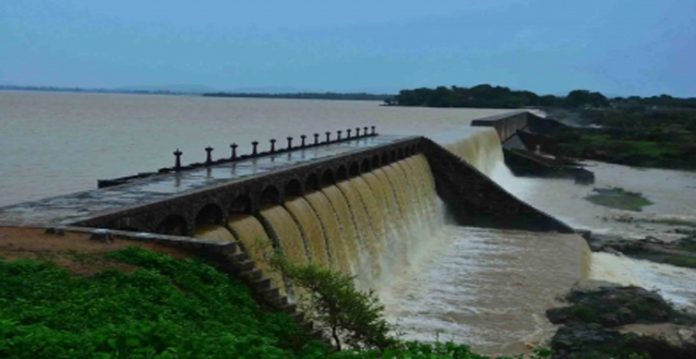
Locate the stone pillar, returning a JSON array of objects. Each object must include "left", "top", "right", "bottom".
[
  {"left": 300, "top": 135, "right": 306, "bottom": 147},
  {"left": 337, "top": 130, "right": 342, "bottom": 140},
  {"left": 313, "top": 133, "right": 319, "bottom": 145},
  {"left": 355, "top": 127, "right": 361, "bottom": 137},
  {"left": 287, "top": 136, "right": 293, "bottom": 150},
  {"left": 251, "top": 141, "right": 259, "bottom": 156},
  {"left": 270, "top": 139, "right": 276, "bottom": 153},
  {"left": 173, "top": 149, "right": 182, "bottom": 170},
  {"left": 363, "top": 126, "right": 369, "bottom": 136},
  {"left": 347, "top": 128, "right": 352, "bottom": 138},
  {"left": 371, "top": 126, "right": 376, "bottom": 135},
  {"left": 230, "top": 143, "right": 238, "bottom": 159},
  {"left": 325, "top": 131, "right": 331, "bottom": 143},
  {"left": 205, "top": 146, "right": 213, "bottom": 165}
]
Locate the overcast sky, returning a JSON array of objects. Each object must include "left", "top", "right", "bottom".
[{"left": 1, "top": 0, "right": 695, "bottom": 96}]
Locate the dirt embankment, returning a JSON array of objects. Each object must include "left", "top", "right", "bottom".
[{"left": 0, "top": 226, "right": 193, "bottom": 275}]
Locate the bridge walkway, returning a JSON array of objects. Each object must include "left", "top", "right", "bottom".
[{"left": 0, "top": 135, "right": 412, "bottom": 227}]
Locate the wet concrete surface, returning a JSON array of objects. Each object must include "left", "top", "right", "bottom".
[{"left": 0, "top": 135, "right": 412, "bottom": 227}]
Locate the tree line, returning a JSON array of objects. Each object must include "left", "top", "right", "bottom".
[{"left": 386, "top": 84, "right": 696, "bottom": 109}]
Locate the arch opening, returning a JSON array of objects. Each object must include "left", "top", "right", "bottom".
[
  {"left": 322, "top": 169, "right": 335, "bottom": 186},
  {"left": 157, "top": 215, "right": 188, "bottom": 236},
  {"left": 381, "top": 153, "right": 389, "bottom": 165},
  {"left": 336, "top": 165, "right": 347, "bottom": 181},
  {"left": 261, "top": 185, "right": 281, "bottom": 205},
  {"left": 230, "top": 195, "right": 252, "bottom": 214},
  {"left": 361, "top": 158, "right": 371, "bottom": 172},
  {"left": 305, "top": 173, "right": 320, "bottom": 192},
  {"left": 195, "top": 204, "right": 224, "bottom": 226},
  {"left": 372, "top": 155, "right": 380, "bottom": 168},
  {"left": 349, "top": 162, "right": 360, "bottom": 177},
  {"left": 285, "top": 179, "right": 303, "bottom": 198}
]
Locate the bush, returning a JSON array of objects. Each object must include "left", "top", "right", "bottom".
[{"left": 272, "top": 256, "right": 395, "bottom": 350}]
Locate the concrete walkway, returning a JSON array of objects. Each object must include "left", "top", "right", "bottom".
[{"left": 0, "top": 135, "right": 410, "bottom": 227}]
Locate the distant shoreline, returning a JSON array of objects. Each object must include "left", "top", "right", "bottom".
[
  {"left": 202, "top": 92, "right": 392, "bottom": 101},
  {"left": 0, "top": 85, "right": 394, "bottom": 101},
  {"left": 0, "top": 85, "right": 195, "bottom": 96}
]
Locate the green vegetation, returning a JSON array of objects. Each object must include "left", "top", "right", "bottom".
[
  {"left": 272, "top": 256, "right": 394, "bottom": 350},
  {"left": 0, "top": 247, "right": 552, "bottom": 358},
  {"left": 0, "top": 247, "right": 319, "bottom": 358},
  {"left": 387, "top": 83, "right": 696, "bottom": 110},
  {"left": 584, "top": 187, "right": 652, "bottom": 212},
  {"left": 390, "top": 84, "right": 696, "bottom": 171},
  {"left": 386, "top": 84, "right": 608, "bottom": 108},
  {"left": 552, "top": 108, "right": 696, "bottom": 170}
]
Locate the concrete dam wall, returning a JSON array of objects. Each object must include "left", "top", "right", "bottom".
[{"left": 0, "top": 111, "right": 572, "bottom": 306}]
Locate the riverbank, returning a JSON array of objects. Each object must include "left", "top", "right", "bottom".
[
  {"left": 547, "top": 281, "right": 696, "bottom": 358},
  {"left": 586, "top": 230, "right": 696, "bottom": 270},
  {"left": 542, "top": 107, "right": 696, "bottom": 171}
]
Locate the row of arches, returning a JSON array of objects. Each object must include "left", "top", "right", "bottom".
[{"left": 154, "top": 141, "right": 421, "bottom": 235}]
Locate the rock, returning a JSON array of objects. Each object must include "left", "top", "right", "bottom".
[
  {"left": 550, "top": 324, "right": 642, "bottom": 359},
  {"left": 552, "top": 324, "right": 696, "bottom": 359},
  {"left": 548, "top": 283, "right": 696, "bottom": 358}
]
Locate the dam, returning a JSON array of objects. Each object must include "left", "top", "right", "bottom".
[{"left": 0, "top": 108, "right": 590, "bottom": 355}]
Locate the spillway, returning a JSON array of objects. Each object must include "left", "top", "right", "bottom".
[
  {"left": 193, "top": 154, "right": 449, "bottom": 294},
  {"left": 191, "top": 130, "right": 592, "bottom": 356}
]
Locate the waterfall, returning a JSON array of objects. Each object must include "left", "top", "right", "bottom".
[
  {"left": 321, "top": 185, "right": 361, "bottom": 275},
  {"left": 194, "top": 224, "right": 236, "bottom": 242},
  {"left": 227, "top": 214, "right": 285, "bottom": 293},
  {"left": 443, "top": 128, "right": 504, "bottom": 176},
  {"left": 258, "top": 205, "right": 309, "bottom": 267},
  {"left": 284, "top": 197, "right": 331, "bottom": 268},
  {"left": 304, "top": 191, "right": 352, "bottom": 273},
  {"left": 590, "top": 252, "right": 696, "bottom": 309},
  {"left": 193, "top": 154, "right": 447, "bottom": 296}
]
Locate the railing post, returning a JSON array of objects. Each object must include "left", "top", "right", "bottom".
[
  {"left": 287, "top": 136, "right": 293, "bottom": 150},
  {"left": 347, "top": 128, "right": 352, "bottom": 138},
  {"left": 251, "top": 141, "right": 258, "bottom": 156},
  {"left": 314, "top": 133, "right": 319, "bottom": 145},
  {"left": 270, "top": 139, "right": 276, "bottom": 153},
  {"left": 363, "top": 126, "right": 369, "bottom": 137},
  {"left": 205, "top": 146, "right": 214, "bottom": 165},
  {"left": 355, "top": 127, "right": 361, "bottom": 137},
  {"left": 173, "top": 149, "right": 182, "bottom": 170},
  {"left": 325, "top": 131, "right": 331, "bottom": 143},
  {"left": 337, "top": 130, "right": 342, "bottom": 140},
  {"left": 371, "top": 126, "right": 376, "bottom": 135},
  {"left": 300, "top": 135, "right": 307, "bottom": 147},
  {"left": 230, "top": 143, "right": 238, "bottom": 159}
]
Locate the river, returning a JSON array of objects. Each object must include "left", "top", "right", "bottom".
[{"left": 1, "top": 90, "right": 695, "bottom": 356}]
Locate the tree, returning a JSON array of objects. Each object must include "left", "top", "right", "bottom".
[
  {"left": 565, "top": 89, "right": 609, "bottom": 108},
  {"left": 271, "top": 257, "right": 395, "bottom": 350}
]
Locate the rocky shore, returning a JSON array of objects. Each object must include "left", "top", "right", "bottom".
[
  {"left": 547, "top": 282, "right": 696, "bottom": 358},
  {"left": 585, "top": 230, "right": 696, "bottom": 269}
]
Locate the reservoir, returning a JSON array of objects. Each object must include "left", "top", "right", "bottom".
[{"left": 1, "top": 90, "right": 695, "bottom": 356}]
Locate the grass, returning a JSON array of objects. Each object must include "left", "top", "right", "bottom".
[
  {"left": 0, "top": 247, "right": 318, "bottom": 358},
  {"left": 585, "top": 187, "right": 652, "bottom": 211}
]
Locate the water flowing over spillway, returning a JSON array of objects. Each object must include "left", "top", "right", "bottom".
[
  {"left": 191, "top": 129, "right": 595, "bottom": 356},
  {"left": 193, "top": 126, "right": 694, "bottom": 356},
  {"left": 195, "top": 154, "right": 447, "bottom": 292}
]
